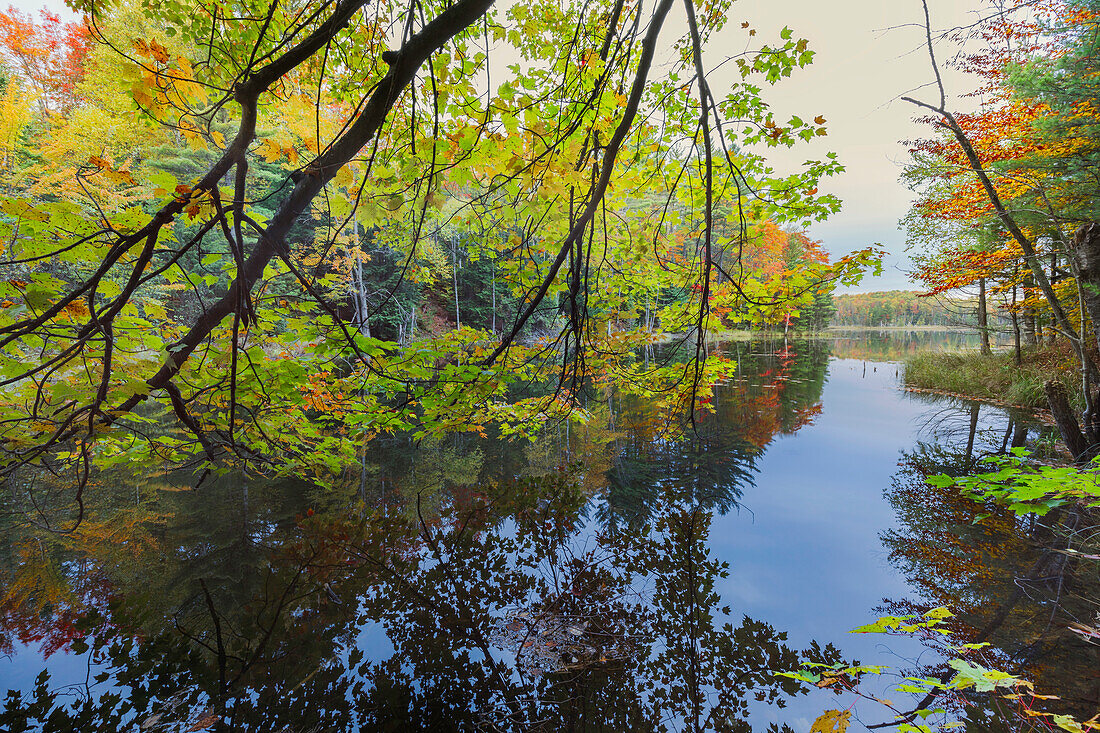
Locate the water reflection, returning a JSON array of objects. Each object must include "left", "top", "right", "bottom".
[
  {"left": 828, "top": 328, "right": 1007, "bottom": 362},
  {"left": 2, "top": 336, "right": 1089, "bottom": 731},
  {"left": 0, "top": 478, "right": 846, "bottom": 731},
  {"left": 0, "top": 338, "right": 838, "bottom": 731},
  {"left": 881, "top": 393, "right": 1100, "bottom": 719}
]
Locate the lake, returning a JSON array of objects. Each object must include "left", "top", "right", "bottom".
[{"left": 0, "top": 330, "right": 1090, "bottom": 731}]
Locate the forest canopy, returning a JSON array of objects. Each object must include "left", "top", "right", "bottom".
[{"left": 0, "top": 0, "right": 877, "bottom": 490}]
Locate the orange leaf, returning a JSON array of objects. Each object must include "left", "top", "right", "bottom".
[{"left": 148, "top": 38, "right": 169, "bottom": 64}]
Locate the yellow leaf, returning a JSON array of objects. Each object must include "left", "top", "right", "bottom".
[
  {"left": 257, "top": 138, "right": 282, "bottom": 162},
  {"left": 174, "top": 55, "right": 195, "bottom": 80},
  {"left": 0, "top": 199, "right": 48, "bottom": 222},
  {"left": 1054, "top": 715, "right": 1087, "bottom": 733},
  {"left": 102, "top": 168, "right": 137, "bottom": 186},
  {"left": 131, "top": 82, "right": 154, "bottom": 109},
  {"left": 811, "top": 710, "right": 851, "bottom": 733}
]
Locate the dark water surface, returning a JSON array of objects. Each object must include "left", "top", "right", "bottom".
[{"left": 0, "top": 332, "right": 1081, "bottom": 731}]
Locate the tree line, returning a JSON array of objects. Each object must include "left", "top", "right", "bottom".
[{"left": 831, "top": 290, "right": 1012, "bottom": 329}]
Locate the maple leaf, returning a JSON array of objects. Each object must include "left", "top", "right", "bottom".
[{"left": 810, "top": 710, "right": 851, "bottom": 733}]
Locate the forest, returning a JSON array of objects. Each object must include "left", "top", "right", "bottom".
[
  {"left": 899, "top": 0, "right": 1100, "bottom": 434},
  {"left": 831, "top": 291, "right": 989, "bottom": 328},
  {"left": 1, "top": 0, "right": 1100, "bottom": 731}
]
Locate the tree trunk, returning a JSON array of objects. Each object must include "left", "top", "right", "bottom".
[
  {"left": 1044, "top": 379, "right": 1093, "bottom": 462},
  {"left": 1000, "top": 419, "right": 1013, "bottom": 453},
  {"left": 452, "top": 240, "right": 461, "bottom": 331},
  {"left": 1010, "top": 283, "right": 1021, "bottom": 365},
  {"left": 354, "top": 256, "right": 371, "bottom": 338},
  {"left": 1010, "top": 309, "right": 1021, "bottom": 365},
  {"left": 1072, "top": 223, "right": 1100, "bottom": 356},
  {"left": 977, "top": 277, "right": 991, "bottom": 355},
  {"left": 1023, "top": 264, "right": 1037, "bottom": 346},
  {"left": 1011, "top": 421, "right": 1028, "bottom": 449},
  {"left": 1047, "top": 246, "right": 1059, "bottom": 346}
]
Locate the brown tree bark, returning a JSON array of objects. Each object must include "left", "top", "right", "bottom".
[{"left": 1044, "top": 380, "right": 1093, "bottom": 462}]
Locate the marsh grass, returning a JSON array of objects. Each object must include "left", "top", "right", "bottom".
[{"left": 904, "top": 344, "right": 1086, "bottom": 409}]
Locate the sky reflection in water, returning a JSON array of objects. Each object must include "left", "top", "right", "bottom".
[{"left": 0, "top": 332, "right": 1047, "bottom": 731}]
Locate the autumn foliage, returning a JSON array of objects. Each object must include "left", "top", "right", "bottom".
[
  {"left": 0, "top": 7, "right": 89, "bottom": 114},
  {"left": 905, "top": 0, "right": 1100, "bottom": 344}
]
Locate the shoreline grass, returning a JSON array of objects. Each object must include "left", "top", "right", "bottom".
[{"left": 903, "top": 345, "right": 1084, "bottom": 409}]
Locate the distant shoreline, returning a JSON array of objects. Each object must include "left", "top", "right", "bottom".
[
  {"left": 825, "top": 325, "right": 972, "bottom": 332},
  {"left": 657, "top": 325, "right": 976, "bottom": 344}
]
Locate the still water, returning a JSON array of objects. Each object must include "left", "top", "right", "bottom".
[{"left": 0, "top": 331, "right": 1085, "bottom": 731}]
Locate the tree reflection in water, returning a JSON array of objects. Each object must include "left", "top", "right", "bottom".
[
  {"left": 882, "top": 393, "right": 1100, "bottom": 720},
  {"left": 1, "top": 477, "right": 845, "bottom": 731},
  {"left": 0, "top": 339, "right": 839, "bottom": 731}
]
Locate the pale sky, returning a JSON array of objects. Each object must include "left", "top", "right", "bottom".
[
  {"left": 13, "top": 0, "right": 990, "bottom": 292},
  {"left": 731, "top": 0, "right": 989, "bottom": 292}
]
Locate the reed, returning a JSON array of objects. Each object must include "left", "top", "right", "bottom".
[{"left": 903, "top": 346, "right": 1083, "bottom": 409}]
